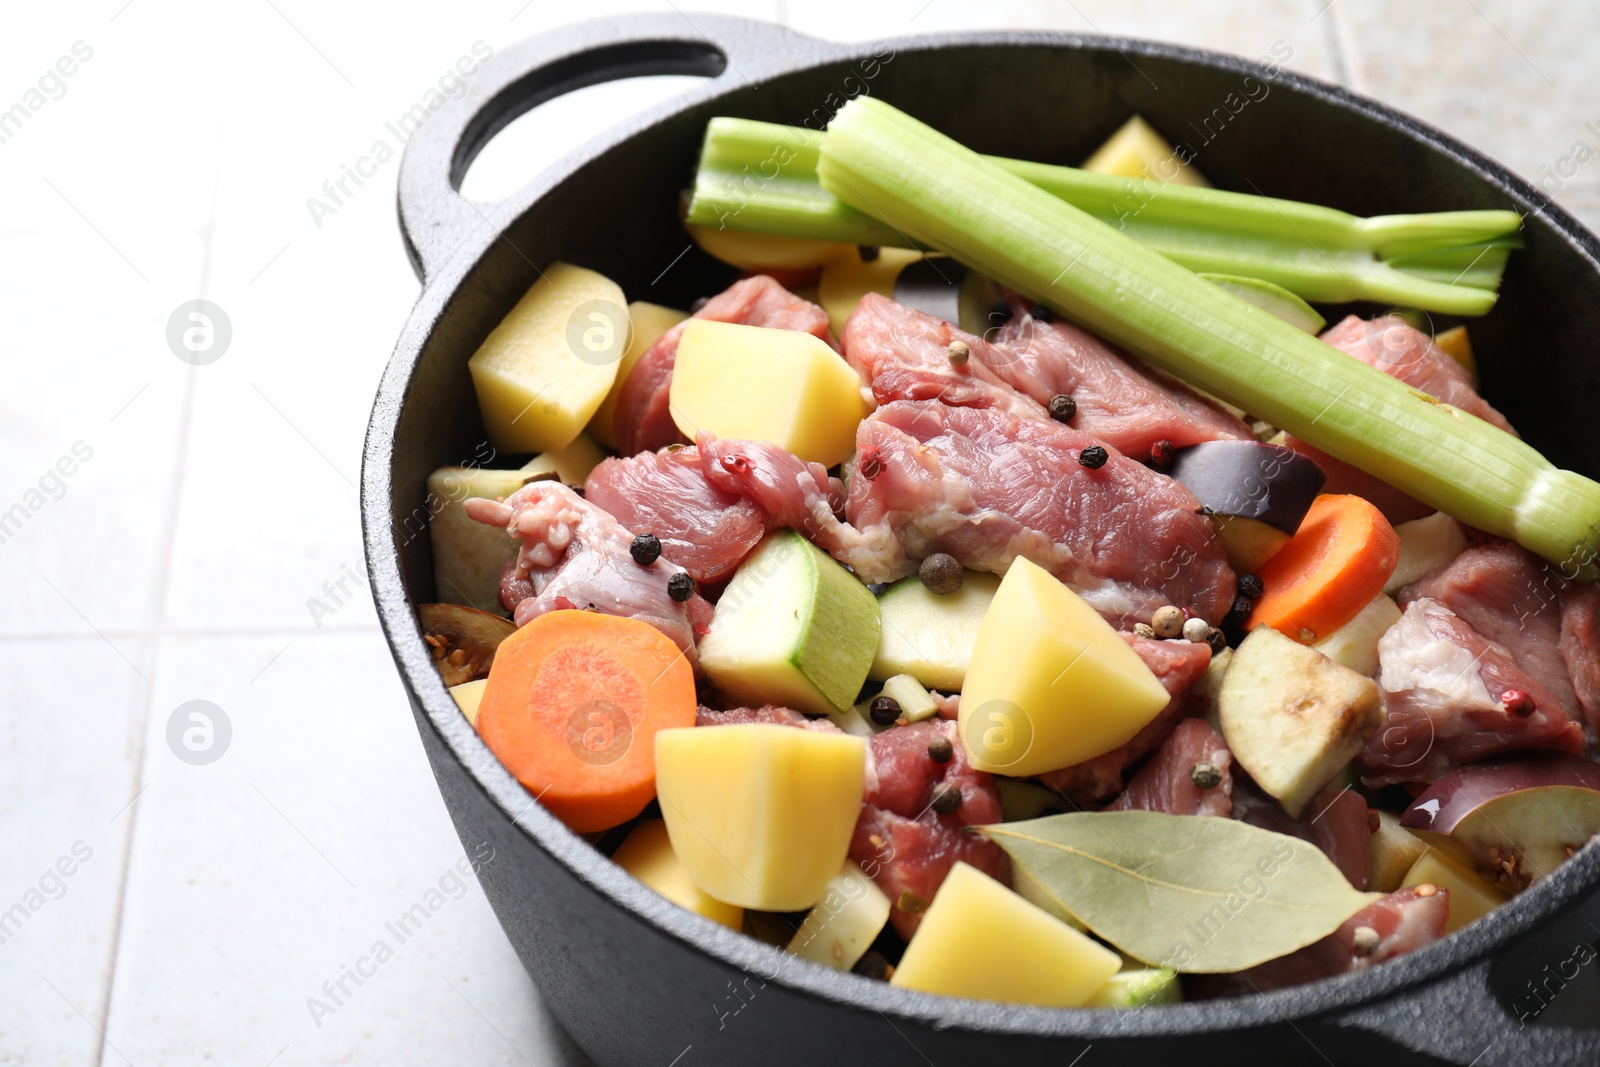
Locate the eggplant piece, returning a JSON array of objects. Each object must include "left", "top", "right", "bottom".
[
  {"left": 417, "top": 602, "right": 517, "bottom": 687},
  {"left": 1401, "top": 753, "right": 1600, "bottom": 890},
  {"left": 1219, "top": 626, "right": 1382, "bottom": 819},
  {"left": 1168, "top": 440, "right": 1326, "bottom": 572}
]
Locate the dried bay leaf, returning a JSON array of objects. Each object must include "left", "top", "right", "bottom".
[{"left": 981, "top": 811, "right": 1377, "bottom": 973}]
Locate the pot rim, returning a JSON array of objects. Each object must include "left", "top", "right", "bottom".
[{"left": 362, "top": 21, "right": 1600, "bottom": 1043}]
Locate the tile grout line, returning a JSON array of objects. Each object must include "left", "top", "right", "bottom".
[
  {"left": 1318, "top": 0, "right": 1354, "bottom": 89},
  {"left": 92, "top": 107, "right": 229, "bottom": 1067}
]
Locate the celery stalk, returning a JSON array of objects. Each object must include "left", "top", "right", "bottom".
[
  {"left": 814, "top": 97, "right": 1600, "bottom": 578},
  {"left": 686, "top": 117, "right": 1521, "bottom": 316}
]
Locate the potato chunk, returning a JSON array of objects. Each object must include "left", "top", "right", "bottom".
[
  {"left": 1369, "top": 810, "right": 1429, "bottom": 893},
  {"left": 1402, "top": 849, "right": 1508, "bottom": 934},
  {"left": 585, "top": 302, "right": 686, "bottom": 449},
  {"left": 655, "top": 724, "right": 866, "bottom": 911},
  {"left": 669, "top": 320, "right": 869, "bottom": 467},
  {"left": 891, "top": 862, "right": 1120, "bottom": 1006},
  {"left": 612, "top": 819, "right": 743, "bottom": 930},
  {"left": 1081, "top": 115, "right": 1210, "bottom": 187},
  {"left": 518, "top": 434, "right": 606, "bottom": 486},
  {"left": 448, "top": 678, "right": 487, "bottom": 727},
  {"left": 467, "top": 261, "right": 627, "bottom": 453},
  {"left": 817, "top": 246, "right": 923, "bottom": 336},
  {"left": 959, "top": 557, "right": 1170, "bottom": 776}
]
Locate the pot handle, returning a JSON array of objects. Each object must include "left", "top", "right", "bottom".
[
  {"left": 396, "top": 13, "right": 834, "bottom": 284},
  {"left": 1320, "top": 888, "right": 1600, "bottom": 1065}
]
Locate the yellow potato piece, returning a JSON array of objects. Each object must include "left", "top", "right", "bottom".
[
  {"left": 959, "top": 557, "right": 1170, "bottom": 776},
  {"left": 612, "top": 819, "right": 744, "bottom": 930},
  {"left": 448, "top": 678, "right": 487, "bottom": 727},
  {"left": 1081, "top": 115, "right": 1210, "bottom": 187},
  {"left": 686, "top": 221, "right": 851, "bottom": 270},
  {"left": 1402, "top": 849, "right": 1509, "bottom": 934},
  {"left": 467, "top": 261, "right": 627, "bottom": 454},
  {"left": 817, "top": 246, "right": 924, "bottom": 336},
  {"left": 1369, "top": 810, "right": 1429, "bottom": 893},
  {"left": 585, "top": 302, "right": 687, "bottom": 449},
  {"left": 1433, "top": 325, "right": 1477, "bottom": 382},
  {"left": 669, "top": 320, "right": 870, "bottom": 467},
  {"left": 655, "top": 724, "right": 866, "bottom": 911},
  {"left": 891, "top": 862, "right": 1121, "bottom": 1006},
  {"left": 520, "top": 433, "right": 607, "bottom": 486}
]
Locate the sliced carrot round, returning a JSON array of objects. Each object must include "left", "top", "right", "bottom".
[
  {"left": 1247, "top": 493, "right": 1401, "bottom": 643},
  {"left": 475, "top": 610, "right": 695, "bottom": 833}
]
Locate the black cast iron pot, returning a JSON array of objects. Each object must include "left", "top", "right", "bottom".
[{"left": 362, "top": 13, "right": 1600, "bottom": 1065}]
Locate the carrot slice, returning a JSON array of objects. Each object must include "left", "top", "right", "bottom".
[
  {"left": 475, "top": 611, "right": 695, "bottom": 833},
  {"left": 1247, "top": 494, "right": 1401, "bottom": 643}
]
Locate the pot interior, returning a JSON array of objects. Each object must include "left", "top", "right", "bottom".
[{"left": 377, "top": 32, "right": 1600, "bottom": 1040}]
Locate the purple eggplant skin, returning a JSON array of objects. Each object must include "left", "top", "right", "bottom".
[
  {"left": 1403, "top": 753, "right": 1600, "bottom": 833},
  {"left": 1169, "top": 440, "right": 1327, "bottom": 534},
  {"left": 1402, "top": 752, "right": 1600, "bottom": 889}
]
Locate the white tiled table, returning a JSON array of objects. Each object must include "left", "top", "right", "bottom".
[{"left": 2, "top": 2, "right": 1595, "bottom": 1063}]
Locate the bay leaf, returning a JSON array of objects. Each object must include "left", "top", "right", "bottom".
[{"left": 980, "top": 811, "right": 1377, "bottom": 973}]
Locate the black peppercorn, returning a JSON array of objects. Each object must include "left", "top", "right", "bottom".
[
  {"left": 1047, "top": 394, "right": 1077, "bottom": 422},
  {"left": 1205, "top": 627, "right": 1228, "bottom": 654},
  {"left": 1078, "top": 445, "right": 1109, "bottom": 470},
  {"left": 869, "top": 695, "right": 901, "bottom": 726},
  {"left": 1237, "top": 573, "right": 1264, "bottom": 600},
  {"left": 630, "top": 533, "right": 662, "bottom": 566},
  {"left": 667, "top": 572, "right": 694, "bottom": 602},
  {"left": 1229, "top": 594, "right": 1254, "bottom": 622},
  {"left": 927, "top": 735, "right": 954, "bottom": 763},
  {"left": 930, "top": 782, "right": 963, "bottom": 814},
  {"left": 858, "top": 244, "right": 880, "bottom": 262}
]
